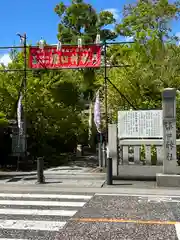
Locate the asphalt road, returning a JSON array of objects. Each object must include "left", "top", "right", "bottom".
[{"left": 56, "top": 194, "right": 180, "bottom": 240}]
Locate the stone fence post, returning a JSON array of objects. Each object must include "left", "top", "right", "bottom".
[
  {"left": 108, "top": 124, "right": 118, "bottom": 176},
  {"left": 162, "top": 88, "right": 178, "bottom": 174}
]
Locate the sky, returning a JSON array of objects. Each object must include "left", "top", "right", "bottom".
[{"left": 0, "top": 0, "right": 180, "bottom": 65}]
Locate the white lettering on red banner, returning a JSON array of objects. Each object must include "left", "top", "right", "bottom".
[{"left": 29, "top": 45, "right": 101, "bottom": 69}]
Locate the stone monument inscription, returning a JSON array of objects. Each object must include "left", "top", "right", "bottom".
[{"left": 118, "top": 110, "right": 163, "bottom": 138}]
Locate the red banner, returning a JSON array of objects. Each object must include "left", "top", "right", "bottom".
[{"left": 29, "top": 45, "right": 101, "bottom": 69}]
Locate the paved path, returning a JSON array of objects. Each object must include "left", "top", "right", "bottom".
[
  {"left": 0, "top": 166, "right": 105, "bottom": 188},
  {"left": 0, "top": 191, "right": 93, "bottom": 240},
  {"left": 0, "top": 172, "right": 105, "bottom": 188},
  {"left": 57, "top": 194, "right": 180, "bottom": 240}
]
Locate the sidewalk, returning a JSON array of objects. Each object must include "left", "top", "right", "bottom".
[
  {"left": 0, "top": 162, "right": 106, "bottom": 187},
  {"left": 1, "top": 166, "right": 180, "bottom": 196},
  {"left": 0, "top": 165, "right": 98, "bottom": 176},
  {"left": 0, "top": 170, "right": 105, "bottom": 189}
]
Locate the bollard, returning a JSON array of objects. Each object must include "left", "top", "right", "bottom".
[
  {"left": 102, "top": 143, "right": 107, "bottom": 167},
  {"left": 107, "top": 157, "right": 113, "bottom": 185},
  {"left": 37, "top": 157, "right": 45, "bottom": 184},
  {"left": 98, "top": 142, "right": 103, "bottom": 167}
]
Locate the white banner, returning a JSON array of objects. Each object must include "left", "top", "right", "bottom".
[
  {"left": 94, "top": 90, "right": 101, "bottom": 133},
  {"left": 17, "top": 93, "right": 23, "bottom": 134}
]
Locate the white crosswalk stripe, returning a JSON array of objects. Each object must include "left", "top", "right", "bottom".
[
  {"left": 0, "top": 199, "right": 86, "bottom": 207},
  {"left": 0, "top": 208, "right": 77, "bottom": 216},
  {"left": 0, "top": 192, "right": 93, "bottom": 240},
  {"left": 0, "top": 239, "right": 28, "bottom": 240},
  {"left": 0, "top": 193, "right": 92, "bottom": 200},
  {"left": 0, "top": 220, "right": 66, "bottom": 231}
]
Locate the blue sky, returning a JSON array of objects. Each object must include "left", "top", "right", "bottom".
[
  {"left": 0, "top": 0, "right": 180, "bottom": 65},
  {"left": 0, "top": 0, "right": 127, "bottom": 47}
]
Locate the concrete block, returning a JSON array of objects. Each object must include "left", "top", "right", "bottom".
[
  {"left": 156, "top": 173, "right": 180, "bottom": 187},
  {"left": 118, "top": 165, "right": 162, "bottom": 180}
]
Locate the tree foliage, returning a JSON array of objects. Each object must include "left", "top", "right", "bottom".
[
  {"left": 116, "top": 0, "right": 180, "bottom": 43},
  {"left": 54, "top": 0, "right": 119, "bottom": 148},
  {"left": 54, "top": 0, "right": 117, "bottom": 96},
  {"left": 0, "top": 112, "right": 8, "bottom": 128},
  {"left": 0, "top": 50, "right": 88, "bottom": 161},
  {"left": 55, "top": 0, "right": 117, "bottom": 44},
  {"left": 108, "top": 0, "right": 180, "bottom": 125}
]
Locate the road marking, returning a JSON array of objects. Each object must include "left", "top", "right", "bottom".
[
  {"left": 0, "top": 200, "right": 85, "bottom": 207},
  {"left": 176, "top": 224, "right": 180, "bottom": 240},
  {"left": 72, "top": 218, "right": 179, "bottom": 225},
  {"left": 0, "top": 208, "right": 77, "bottom": 216},
  {"left": 175, "top": 223, "right": 180, "bottom": 240},
  {"left": 95, "top": 193, "right": 180, "bottom": 198},
  {"left": 138, "top": 196, "right": 180, "bottom": 203},
  {"left": 138, "top": 196, "right": 174, "bottom": 203},
  {"left": 0, "top": 219, "right": 66, "bottom": 231},
  {"left": 0, "top": 193, "right": 92, "bottom": 200},
  {"left": 96, "top": 194, "right": 180, "bottom": 204},
  {"left": 0, "top": 239, "right": 28, "bottom": 240}
]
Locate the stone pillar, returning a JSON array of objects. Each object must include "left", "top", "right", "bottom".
[
  {"left": 162, "top": 88, "right": 178, "bottom": 174},
  {"left": 108, "top": 124, "right": 118, "bottom": 176},
  {"left": 76, "top": 144, "right": 82, "bottom": 157}
]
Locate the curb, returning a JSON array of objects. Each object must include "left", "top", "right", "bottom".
[{"left": 1, "top": 184, "right": 180, "bottom": 196}]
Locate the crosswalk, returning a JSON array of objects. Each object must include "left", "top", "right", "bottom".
[{"left": 0, "top": 192, "right": 93, "bottom": 240}]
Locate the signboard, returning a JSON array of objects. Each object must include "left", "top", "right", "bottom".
[
  {"left": 29, "top": 45, "right": 101, "bottom": 69},
  {"left": 118, "top": 110, "right": 163, "bottom": 138}
]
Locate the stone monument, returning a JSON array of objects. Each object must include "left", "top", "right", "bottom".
[{"left": 156, "top": 88, "right": 180, "bottom": 187}]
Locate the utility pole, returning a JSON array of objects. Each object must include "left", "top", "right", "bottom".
[{"left": 104, "top": 40, "right": 108, "bottom": 167}]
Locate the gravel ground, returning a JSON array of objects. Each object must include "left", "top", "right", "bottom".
[{"left": 56, "top": 195, "right": 180, "bottom": 240}]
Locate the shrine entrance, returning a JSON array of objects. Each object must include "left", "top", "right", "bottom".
[{"left": 0, "top": 34, "right": 134, "bottom": 170}]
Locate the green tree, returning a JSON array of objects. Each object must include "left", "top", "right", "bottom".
[
  {"left": 115, "top": 0, "right": 180, "bottom": 80},
  {"left": 0, "top": 49, "right": 87, "bottom": 163},
  {"left": 107, "top": 0, "right": 180, "bottom": 122},
  {"left": 54, "top": 0, "right": 117, "bottom": 148},
  {"left": 25, "top": 67, "right": 87, "bottom": 160},
  {"left": 116, "top": 0, "right": 180, "bottom": 43},
  {"left": 0, "top": 112, "right": 8, "bottom": 128}
]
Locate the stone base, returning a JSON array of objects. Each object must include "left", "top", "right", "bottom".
[
  {"left": 156, "top": 173, "right": 180, "bottom": 187},
  {"left": 163, "top": 160, "right": 180, "bottom": 174}
]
